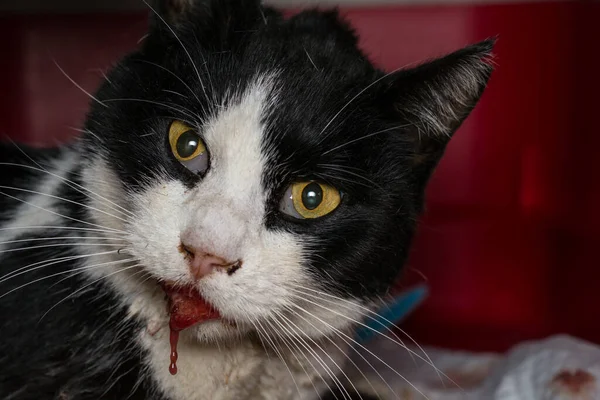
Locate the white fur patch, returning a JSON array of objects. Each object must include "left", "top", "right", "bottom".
[{"left": 0, "top": 151, "right": 79, "bottom": 254}]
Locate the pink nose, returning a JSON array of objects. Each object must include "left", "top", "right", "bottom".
[{"left": 179, "top": 243, "right": 241, "bottom": 280}]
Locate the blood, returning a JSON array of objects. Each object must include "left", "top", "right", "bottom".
[
  {"left": 169, "top": 328, "right": 179, "bottom": 375},
  {"left": 161, "top": 282, "right": 221, "bottom": 375}
]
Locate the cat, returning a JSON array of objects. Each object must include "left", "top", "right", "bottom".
[{"left": 0, "top": 0, "right": 494, "bottom": 399}]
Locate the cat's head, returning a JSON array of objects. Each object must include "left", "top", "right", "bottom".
[{"left": 81, "top": 0, "right": 494, "bottom": 341}]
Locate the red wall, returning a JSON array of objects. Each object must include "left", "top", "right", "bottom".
[{"left": 1, "top": 1, "right": 597, "bottom": 352}]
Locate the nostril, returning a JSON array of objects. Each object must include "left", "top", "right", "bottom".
[
  {"left": 226, "top": 260, "right": 242, "bottom": 276},
  {"left": 178, "top": 243, "right": 195, "bottom": 261}
]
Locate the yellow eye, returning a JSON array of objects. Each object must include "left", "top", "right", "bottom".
[
  {"left": 280, "top": 181, "right": 341, "bottom": 219},
  {"left": 168, "top": 120, "right": 209, "bottom": 174}
]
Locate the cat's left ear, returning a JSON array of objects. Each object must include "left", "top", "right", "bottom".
[{"left": 381, "top": 39, "right": 495, "bottom": 183}]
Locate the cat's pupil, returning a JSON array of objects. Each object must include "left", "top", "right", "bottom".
[
  {"left": 176, "top": 131, "right": 200, "bottom": 158},
  {"left": 301, "top": 183, "right": 323, "bottom": 210}
]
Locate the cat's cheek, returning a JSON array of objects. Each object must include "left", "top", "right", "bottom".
[
  {"left": 127, "top": 179, "right": 190, "bottom": 281},
  {"left": 82, "top": 157, "right": 131, "bottom": 233}
]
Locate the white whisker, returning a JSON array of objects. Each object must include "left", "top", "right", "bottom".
[
  {"left": 0, "top": 236, "right": 127, "bottom": 247},
  {"left": 101, "top": 364, "right": 138, "bottom": 397},
  {"left": 192, "top": 35, "right": 214, "bottom": 98},
  {"left": 316, "top": 172, "right": 372, "bottom": 189},
  {"left": 267, "top": 313, "right": 350, "bottom": 399},
  {"left": 38, "top": 262, "right": 143, "bottom": 322},
  {"left": 289, "top": 285, "right": 450, "bottom": 387},
  {"left": 0, "top": 250, "right": 125, "bottom": 285},
  {"left": 102, "top": 98, "right": 197, "bottom": 122},
  {"left": 0, "top": 185, "right": 130, "bottom": 224},
  {"left": 1, "top": 142, "right": 134, "bottom": 220},
  {"left": 279, "top": 306, "right": 386, "bottom": 399},
  {"left": 99, "top": 68, "right": 113, "bottom": 85},
  {"left": 142, "top": 0, "right": 208, "bottom": 101},
  {"left": 0, "top": 161, "right": 135, "bottom": 219},
  {"left": 315, "top": 166, "right": 380, "bottom": 189},
  {"left": 71, "top": 127, "right": 103, "bottom": 142},
  {"left": 137, "top": 33, "right": 149, "bottom": 44},
  {"left": 0, "top": 226, "right": 127, "bottom": 235},
  {"left": 318, "top": 66, "right": 411, "bottom": 139},
  {"left": 259, "top": 6, "right": 268, "bottom": 25},
  {"left": 53, "top": 59, "right": 108, "bottom": 108},
  {"left": 322, "top": 124, "right": 412, "bottom": 156},
  {"left": 264, "top": 316, "right": 341, "bottom": 400},
  {"left": 0, "top": 242, "right": 127, "bottom": 256},
  {"left": 257, "top": 318, "right": 325, "bottom": 400},
  {"left": 0, "top": 189, "right": 128, "bottom": 234},
  {"left": 304, "top": 48, "right": 319, "bottom": 71},
  {"left": 252, "top": 319, "right": 304, "bottom": 399},
  {"left": 273, "top": 310, "right": 358, "bottom": 400},
  {"left": 287, "top": 298, "right": 430, "bottom": 399},
  {"left": 49, "top": 257, "right": 139, "bottom": 290},
  {"left": 0, "top": 258, "right": 137, "bottom": 301},
  {"left": 162, "top": 89, "right": 188, "bottom": 99},
  {"left": 133, "top": 59, "right": 202, "bottom": 105}
]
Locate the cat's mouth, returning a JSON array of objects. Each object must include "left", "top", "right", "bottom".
[
  {"left": 160, "top": 282, "right": 221, "bottom": 331},
  {"left": 159, "top": 282, "right": 224, "bottom": 375}
]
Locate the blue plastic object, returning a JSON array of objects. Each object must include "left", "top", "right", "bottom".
[{"left": 355, "top": 285, "right": 428, "bottom": 344}]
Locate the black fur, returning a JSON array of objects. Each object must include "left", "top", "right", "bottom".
[
  {"left": 1, "top": 0, "right": 494, "bottom": 398},
  {"left": 0, "top": 242, "right": 154, "bottom": 400},
  {"left": 0, "top": 204, "right": 157, "bottom": 398}
]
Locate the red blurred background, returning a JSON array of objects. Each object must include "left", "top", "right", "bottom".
[{"left": 1, "top": 0, "right": 598, "bottom": 352}]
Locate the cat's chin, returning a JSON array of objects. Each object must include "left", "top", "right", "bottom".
[{"left": 185, "top": 320, "right": 246, "bottom": 344}]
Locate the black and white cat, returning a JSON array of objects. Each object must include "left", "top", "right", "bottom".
[{"left": 0, "top": 1, "right": 494, "bottom": 399}]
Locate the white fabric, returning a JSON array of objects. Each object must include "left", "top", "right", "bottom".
[{"left": 349, "top": 335, "right": 600, "bottom": 399}]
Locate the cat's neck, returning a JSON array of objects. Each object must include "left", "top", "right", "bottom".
[{"left": 140, "top": 324, "right": 348, "bottom": 400}]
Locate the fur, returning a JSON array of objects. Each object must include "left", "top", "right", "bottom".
[{"left": 0, "top": 1, "right": 494, "bottom": 399}]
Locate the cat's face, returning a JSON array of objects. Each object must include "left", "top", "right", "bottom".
[{"left": 81, "top": 0, "right": 493, "bottom": 341}]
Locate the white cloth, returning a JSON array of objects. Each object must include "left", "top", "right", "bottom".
[{"left": 348, "top": 335, "right": 600, "bottom": 399}]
